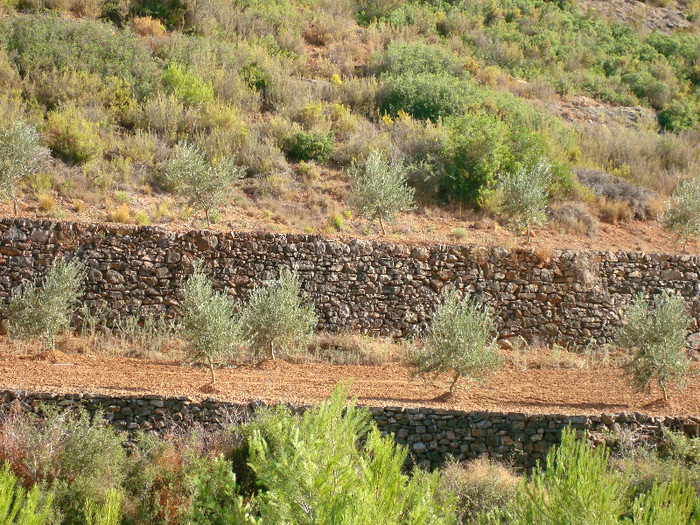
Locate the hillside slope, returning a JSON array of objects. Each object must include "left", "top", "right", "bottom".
[{"left": 0, "top": 0, "right": 699, "bottom": 252}]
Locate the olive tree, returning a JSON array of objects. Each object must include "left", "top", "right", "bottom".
[
  {"left": 239, "top": 267, "right": 317, "bottom": 360},
  {"left": 496, "top": 160, "right": 550, "bottom": 242},
  {"left": 348, "top": 150, "right": 415, "bottom": 235},
  {"left": 6, "top": 258, "right": 85, "bottom": 348},
  {"left": 164, "top": 142, "right": 245, "bottom": 226},
  {"left": 181, "top": 261, "right": 243, "bottom": 383},
  {"left": 410, "top": 288, "right": 503, "bottom": 394},
  {"left": 0, "top": 121, "right": 49, "bottom": 215},
  {"left": 662, "top": 176, "right": 700, "bottom": 252},
  {"left": 615, "top": 290, "right": 692, "bottom": 402}
]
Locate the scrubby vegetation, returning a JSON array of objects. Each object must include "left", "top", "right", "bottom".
[
  {"left": 0, "top": 0, "right": 698, "bottom": 243},
  {"left": 1, "top": 389, "right": 699, "bottom": 525}
]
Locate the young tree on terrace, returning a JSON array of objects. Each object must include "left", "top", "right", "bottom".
[
  {"left": 615, "top": 290, "right": 692, "bottom": 402},
  {"left": 164, "top": 142, "right": 245, "bottom": 226},
  {"left": 348, "top": 150, "right": 415, "bottom": 235},
  {"left": 496, "top": 160, "right": 550, "bottom": 243},
  {"left": 0, "top": 121, "right": 49, "bottom": 216},
  {"left": 662, "top": 176, "right": 700, "bottom": 252},
  {"left": 239, "top": 267, "right": 317, "bottom": 360},
  {"left": 410, "top": 288, "right": 502, "bottom": 395},
  {"left": 7, "top": 257, "right": 85, "bottom": 349},
  {"left": 181, "top": 261, "right": 243, "bottom": 384}
]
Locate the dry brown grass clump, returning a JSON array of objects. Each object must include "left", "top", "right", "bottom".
[{"left": 441, "top": 457, "right": 520, "bottom": 524}]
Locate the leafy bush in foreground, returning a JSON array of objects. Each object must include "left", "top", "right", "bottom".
[
  {"left": 0, "top": 463, "right": 53, "bottom": 525},
  {"left": 244, "top": 385, "right": 456, "bottom": 524},
  {"left": 410, "top": 288, "right": 502, "bottom": 394},
  {"left": 616, "top": 290, "right": 692, "bottom": 401},
  {"left": 6, "top": 258, "right": 85, "bottom": 348}
]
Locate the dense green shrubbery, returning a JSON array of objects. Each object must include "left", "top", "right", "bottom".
[
  {"left": 0, "top": 0, "right": 697, "bottom": 229},
  {"left": 1, "top": 393, "right": 699, "bottom": 525}
]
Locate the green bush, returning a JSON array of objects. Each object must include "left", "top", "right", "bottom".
[
  {"left": 0, "top": 121, "right": 47, "bottom": 215},
  {"left": 616, "top": 290, "right": 692, "bottom": 402},
  {"left": 239, "top": 267, "right": 317, "bottom": 360},
  {"left": 244, "top": 384, "right": 456, "bottom": 524},
  {"left": 6, "top": 15, "right": 157, "bottom": 99},
  {"left": 659, "top": 99, "right": 700, "bottom": 132},
  {"left": 410, "top": 288, "right": 502, "bottom": 394},
  {"left": 379, "top": 73, "right": 470, "bottom": 122},
  {"left": 6, "top": 258, "right": 85, "bottom": 348},
  {"left": 45, "top": 106, "right": 104, "bottom": 164},
  {"left": 440, "top": 115, "right": 511, "bottom": 205},
  {"left": 0, "top": 463, "right": 54, "bottom": 525},
  {"left": 493, "top": 428, "right": 628, "bottom": 525},
  {"left": 348, "top": 150, "right": 415, "bottom": 235},
  {"left": 629, "top": 474, "right": 700, "bottom": 525},
  {"left": 162, "top": 64, "right": 214, "bottom": 106},
  {"left": 282, "top": 130, "right": 335, "bottom": 163},
  {"left": 181, "top": 261, "right": 243, "bottom": 383}
]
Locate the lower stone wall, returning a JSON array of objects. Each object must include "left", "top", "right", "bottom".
[{"left": 2, "top": 390, "right": 698, "bottom": 469}]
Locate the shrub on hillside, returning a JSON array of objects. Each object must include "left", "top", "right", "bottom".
[
  {"left": 662, "top": 176, "right": 700, "bottom": 252},
  {"left": 576, "top": 168, "right": 658, "bottom": 220},
  {"left": 282, "top": 130, "right": 335, "bottom": 163},
  {"left": 6, "top": 258, "right": 85, "bottom": 348},
  {"left": 410, "top": 288, "right": 502, "bottom": 394},
  {"left": 379, "top": 73, "right": 469, "bottom": 122},
  {"left": 0, "top": 121, "right": 48, "bottom": 215},
  {"left": 348, "top": 150, "right": 415, "bottom": 235},
  {"left": 440, "top": 115, "right": 510, "bottom": 205},
  {"left": 162, "top": 64, "right": 214, "bottom": 106},
  {"left": 239, "top": 267, "right": 317, "bottom": 360},
  {"left": 181, "top": 261, "right": 243, "bottom": 383},
  {"left": 616, "top": 290, "right": 692, "bottom": 402},
  {"left": 45, "top": 106, "right": 104, "bottom": 164}
]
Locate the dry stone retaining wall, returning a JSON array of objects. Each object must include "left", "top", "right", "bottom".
[
  {"left": 0, "top": 218, "right": 699, "bottom": 347},
  {"left": 2, "top": 390, "right": 698, "bottom": 469}
]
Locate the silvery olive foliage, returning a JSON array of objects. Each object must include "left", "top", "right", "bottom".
[
  {"left": 181, "top": 261, "right": 243, "bottom": 383},
  {"left": 164, "top": 142, "right": 245, "bottom": 225},
  {"left": 0, "top": 121, "right": 49, "bottom": 215},
  {"left": 348, "top": 150, "right": 415, "bottom": 235},
  {"left": 662, "top": 176, "right": 700, "bottom": 252},
  {"left": 616, "top": 290, "right": 692, "bottom": 402},
  {"left": 7, "top": 258, "right": 85, "bottom": 348},
  {"left": 410, "top": 288, "right": 502, "bottom": 394},
  {"left": 240, "top": 267, "right": 317, "bottom": 360},
  {"left": 496, "top": 160, "right": 550, "bottom": 242}
]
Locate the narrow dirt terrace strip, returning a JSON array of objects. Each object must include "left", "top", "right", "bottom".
[{"left": 1, "top": 352, "right": 698, "bottom": 417}]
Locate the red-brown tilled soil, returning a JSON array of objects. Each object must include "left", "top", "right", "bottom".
[{"left": 2, "top": 351, "right": 699, "bottom": 416}]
